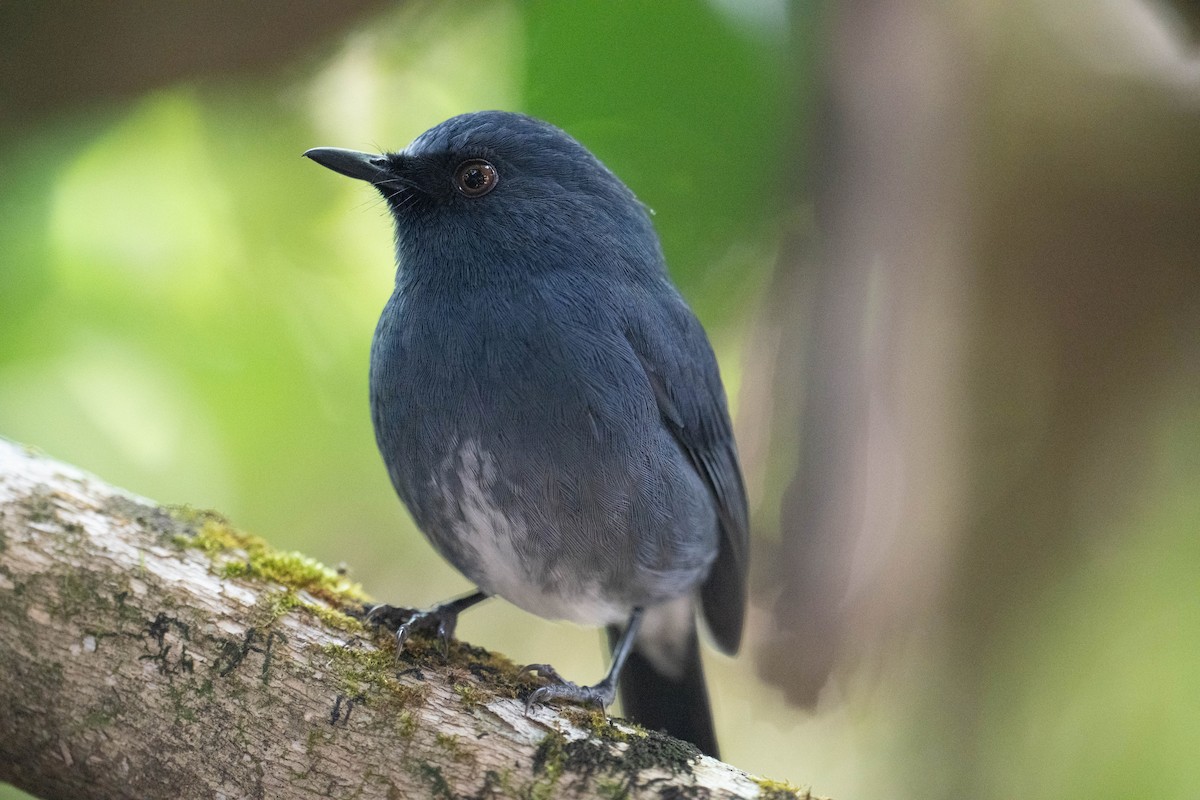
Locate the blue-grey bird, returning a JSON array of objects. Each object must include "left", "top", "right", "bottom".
[{"left": 304, "top": 111, "right": 748, "bottom": 758}]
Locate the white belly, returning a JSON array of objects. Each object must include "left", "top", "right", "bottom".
[{"left": 437, "top": 440, "right": 629, "bottom": 626}]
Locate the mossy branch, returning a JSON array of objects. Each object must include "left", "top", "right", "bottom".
[{"left": 0, "top": 439, "right": 818, "bottom": 800}]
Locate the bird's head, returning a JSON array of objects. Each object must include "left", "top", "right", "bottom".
[{"left": 305, "top": 111, "right": 663, "bottom": 288}]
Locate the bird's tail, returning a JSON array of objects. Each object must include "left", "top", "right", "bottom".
[{"left": 607, "top": 597, "right": 719, "bottom": 758}]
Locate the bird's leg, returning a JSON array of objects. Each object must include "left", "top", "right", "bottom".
[
  {"left": 525, "top": 607, "right": 644, "bottom": 712},
  {"left": 366, "top": 590, "right": 489, "bottom": 657}
]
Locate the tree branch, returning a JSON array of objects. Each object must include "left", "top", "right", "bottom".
[{"left": 0, "top": 439, "right": 814, "bottom": 800}]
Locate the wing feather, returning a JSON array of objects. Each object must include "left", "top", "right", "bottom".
[{"left": 627, "top": 296, "right": 748, "bottom": 654}]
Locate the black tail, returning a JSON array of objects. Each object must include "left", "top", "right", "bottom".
[{"left": 607, "top": 613, "right": 719, "bottom": 758}]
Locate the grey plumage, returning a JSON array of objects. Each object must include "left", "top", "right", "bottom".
[{"left": 305, "top": 111, "right": 748, "bottom": 756}]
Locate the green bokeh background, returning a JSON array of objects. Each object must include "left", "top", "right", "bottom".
[{"left": 0, "top": 1, "right": 797, "bottom": 793}]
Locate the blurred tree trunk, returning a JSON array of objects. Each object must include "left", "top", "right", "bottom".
[
  {"left": 755, "top": 0, "right": 973, "bottom": 706},
  {"left": 755, "top": 0, "right": 1199, "bottom": 793},
  {"left": 0, "top": 440, "right": 798, "bottom": 800},
  {"left": 0, "top": 2, "right": 390, "bottom": 128}
]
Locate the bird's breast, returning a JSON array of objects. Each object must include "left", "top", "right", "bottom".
[
  {"left": 368, "top": 283, "right": 715, "bottom": 622},
  {"left": 427, "top": 438, "right": 633, "bottom": 625}
]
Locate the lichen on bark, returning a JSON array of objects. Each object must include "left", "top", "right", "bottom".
[{"left": 0, "top": 440, "right": 815, "bottom": 799}]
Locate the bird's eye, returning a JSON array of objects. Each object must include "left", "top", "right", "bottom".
[{"left": 453, "top": 159, "right": 499, "bottom": 198}]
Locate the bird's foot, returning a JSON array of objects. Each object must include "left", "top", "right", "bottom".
[
  {"left": 365, "top": 602, "right": 461, "bottom": 658},
  {"left": 523, "top": 664, "right": 617, "bottom": 713}
]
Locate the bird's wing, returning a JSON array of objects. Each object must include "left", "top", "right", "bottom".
[{"left": 626, "top": 290, "right": 748, "bottom": 655}]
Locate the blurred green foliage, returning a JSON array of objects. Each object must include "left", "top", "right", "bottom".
[
  {"left": 0, "top": 0, "right": 788, "bottom": 555},
  {"left": 0, "top": 2, "right": 790, "bottom": 796},
  {"left": 522, "top": 0, "right": 787, "bottom": 326}
]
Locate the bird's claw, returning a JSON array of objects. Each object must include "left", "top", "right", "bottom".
[
  {"left": 522, "top": 663, "right": 567, "bottom": 684},
  {"left": 522, "top": 663, "right": 616, "bottom": 713},
  {"left": 365, "top": 603, "right": 460, "bottom": 658}
]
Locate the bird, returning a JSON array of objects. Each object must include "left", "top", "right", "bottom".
[{"left": 304, "top": 111, "right": 748, "bottom": 758}]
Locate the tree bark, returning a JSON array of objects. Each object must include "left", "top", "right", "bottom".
[{"left": 0, "top": 439, "right": 813, "bottom": 800}]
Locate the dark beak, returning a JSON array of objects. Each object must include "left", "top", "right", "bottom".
[{"left": 303, "top": 147, "right": 393, "bottom": 184}]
